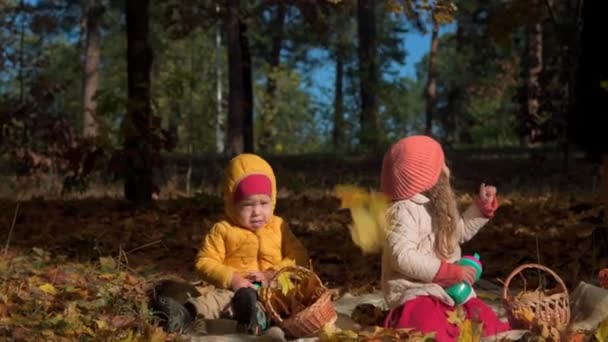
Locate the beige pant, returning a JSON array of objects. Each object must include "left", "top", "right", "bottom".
[{"left": 187, "top": 286, "right": 235, "bottom": 319}]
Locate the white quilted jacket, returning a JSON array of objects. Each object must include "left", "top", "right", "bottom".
[{"left": 381, "top": 193, "right": 489, "bottom": 309}]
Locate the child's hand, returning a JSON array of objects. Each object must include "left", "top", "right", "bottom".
[
  {"left": 476, "top": 183, "right": 498, "bottom": 218},
  {"left": 478, "top": 183, "right": 497, "bottom": 204},
  {"left": 459, "top": 265, "right": 477, "bottom": 285},
  {"left": 245, "top": 271, "right": 268, "bottom": 286},
  {"left": 433, "top": 261, "right": 477, "bottom": 287},
  {"left": 230, "top": 273, "right": 255, "bottom": 291}
]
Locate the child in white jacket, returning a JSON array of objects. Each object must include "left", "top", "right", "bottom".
[{"left": 380, "top": 135, "right": 510, "bottom": 342}]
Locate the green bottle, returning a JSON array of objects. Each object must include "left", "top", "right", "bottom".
[{"left": 445, "top": 253, "right": 483, "bottom": 305}]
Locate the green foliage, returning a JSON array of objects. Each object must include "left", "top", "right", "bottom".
[{"left": 255, "top": 65, "right": 324, "bottom": 153}]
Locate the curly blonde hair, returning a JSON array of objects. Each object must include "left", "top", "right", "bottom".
[{"left": 425, "top": 171, "right": 461, "bottom": 259}]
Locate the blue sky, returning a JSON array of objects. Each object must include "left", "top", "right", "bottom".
[{"left": 307, "top": 24, "right": 455, "bottom": 105}]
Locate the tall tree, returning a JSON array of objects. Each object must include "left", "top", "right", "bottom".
[
  {"left": 424, "top": 11, "right": 439, "bottom": 135},
  {"left": 226, "top": 0, "right": 253, "bottom": 156},
  {"left": 124, "top": 0, "right": 155, "bottom": 203},
  {"left": 82, "top": 1, "right": 103, "bottom": 138},
  {"left": 518, "top": 4, "right": 543, "bottom": 146},
  {"left": 258, "top": 3, "right": 286, "bottom": 152},
  {"left": 357, "top": 0, "right": 380, "bottom": 149}
]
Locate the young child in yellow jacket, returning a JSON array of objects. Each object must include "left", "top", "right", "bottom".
[{"left": 186, "top": 153, "right": 308, "bottom": 334}]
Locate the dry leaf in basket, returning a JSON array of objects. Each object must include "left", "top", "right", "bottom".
[
  {"left": 515, "top": 289, "right": 546, "bottom": 303},
  {"left": 512, "top": 306, "right": 536, "bottom": 325}
]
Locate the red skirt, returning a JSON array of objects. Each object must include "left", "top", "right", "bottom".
[{"left": 384, "top": 296, "right": 511, "bottom": 342}]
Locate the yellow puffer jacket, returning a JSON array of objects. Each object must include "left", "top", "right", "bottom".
[{"left": 195, "top": 154, "right": 309, "bottom": 289}]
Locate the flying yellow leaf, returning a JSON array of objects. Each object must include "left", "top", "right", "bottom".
[
  {"left": 39, "top": 283, "right": 58, "bottom": 296},
  {"left": 334, "top": 185, "right": 370, "bottom": 209},
  {"left": 595, "top": 317, "right": 608, "bottom": 342},
  {"left": 334, "top": 185, "right": 389, "bottom": 254},
  {"left": 277, "top": 271, "right": 295, "bottom": 296}
]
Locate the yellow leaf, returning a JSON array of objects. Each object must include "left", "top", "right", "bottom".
[
  {"left": 595, "top": 318, "right": 608, "bottom": 342},
  {"left": 335, "top": 185, "right": 389, "bottom": 254},
  {"left": 513, "top": 307, "right": 535, "bottom": 323},
  {"left": 447, "top": 308, "right": 465, "bottom": 325},
  {"left": 277, "top": 271, "right": 295, "bottom": 296},
  {"left": 149, "top": 326, "right": 167, "bottom": 342},
  {"left": 334, "top": 184, "right": 370, "bottom": 209},
  {"left": 457, "top": 319, "right": 482, "bottom": 342},
  {"left": 39, "top": 283, "right": 58, "bottom": 296},
  {"left": 120, "top": 330, "right": 134, "bottom": 342},
  {"left": 0, "top": 260, "right": 8, "bottom": 272},
  {"left": 95, "top": 319, "right": 109, "bottom": 330},
  {"left": 99, "top": 257, "right": 117, "bottom": 272}
]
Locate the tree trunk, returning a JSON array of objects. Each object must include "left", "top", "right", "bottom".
[
  {"left": 124, "top": 0, "right": 154, "bottom": 203},
  {"left": 82, "top": 2, "right": 103, "bottom": 138},
  {"left": 226, "top": 0, "right": 253, "bottom": 156},
  {"left": 18, "top": 0, "right": 25, "bottom": 104},
  {"left": 357, "top": 0, "right": 380, "bottom": 149},
  {"left": 519, "top": 22, "right": 543, "bottom": 146},
  {"left": 259, "top": 4, "right": 285, "bottom": 152},
  {"left": 215, "top": 4, "right": 224, "bottom": 155},
  {"left": 425, "top": 13, "right": 439, "bottom": 136},
  {"left": 241, "top": 21, "right": 254, "bottom": 154}
]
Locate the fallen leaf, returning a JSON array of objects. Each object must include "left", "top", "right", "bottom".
[
  {"left": 447, "top": 308, "right": 465, "bottom": 325},
  {"left": 0, "top": 260, "right": 8, "bottom": 272},
  {"left": 95, "top": 319, "right": 110, "bottom": 330},
  {"left": 149, "top": 326, "right": 168, "bottom": 342},
  {"left": 109, "top": 315, "right": 133, "bottom": 329},
  {"left": 595, "top": 318, "right": 608, "bottom": 342},
  {"left": 457, "top": 319, "right": 482, "bottom": 342},
  {"left": 99, "top": 257, "right": 117, "bottom": 272},
  {"left": 39, "top": 283, "right": 58, "bottom": 296}
]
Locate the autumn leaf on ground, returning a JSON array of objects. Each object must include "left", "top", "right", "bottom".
[
  {"left": 595, "top": 317, "right": 608, "bottom": 342},
  {"left": 39, "top": 282, "right": 58, "bottom": 295}
]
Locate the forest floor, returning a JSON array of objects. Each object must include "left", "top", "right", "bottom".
[{"left": 0, "top": 151, "right": 606, "bottom": 341}]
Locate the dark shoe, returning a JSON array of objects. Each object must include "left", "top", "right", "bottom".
[{"left": 152, "top": 295, "right": 194, "bottom": 332}]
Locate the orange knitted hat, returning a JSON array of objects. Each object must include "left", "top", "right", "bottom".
[{"left": 380, "top": 135, "right": 445, "bottom": 201}]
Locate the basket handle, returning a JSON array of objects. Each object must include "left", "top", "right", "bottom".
[{"left": 502, "top": 263, "right": 568, "bottom": 301}]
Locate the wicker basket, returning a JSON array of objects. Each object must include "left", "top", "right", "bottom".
[
  {"left": 259, "top": 266, "right": 337, "bottom": 338},
  {"left": 502, "top": 263, "right": 570, "bottom": 330}
]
